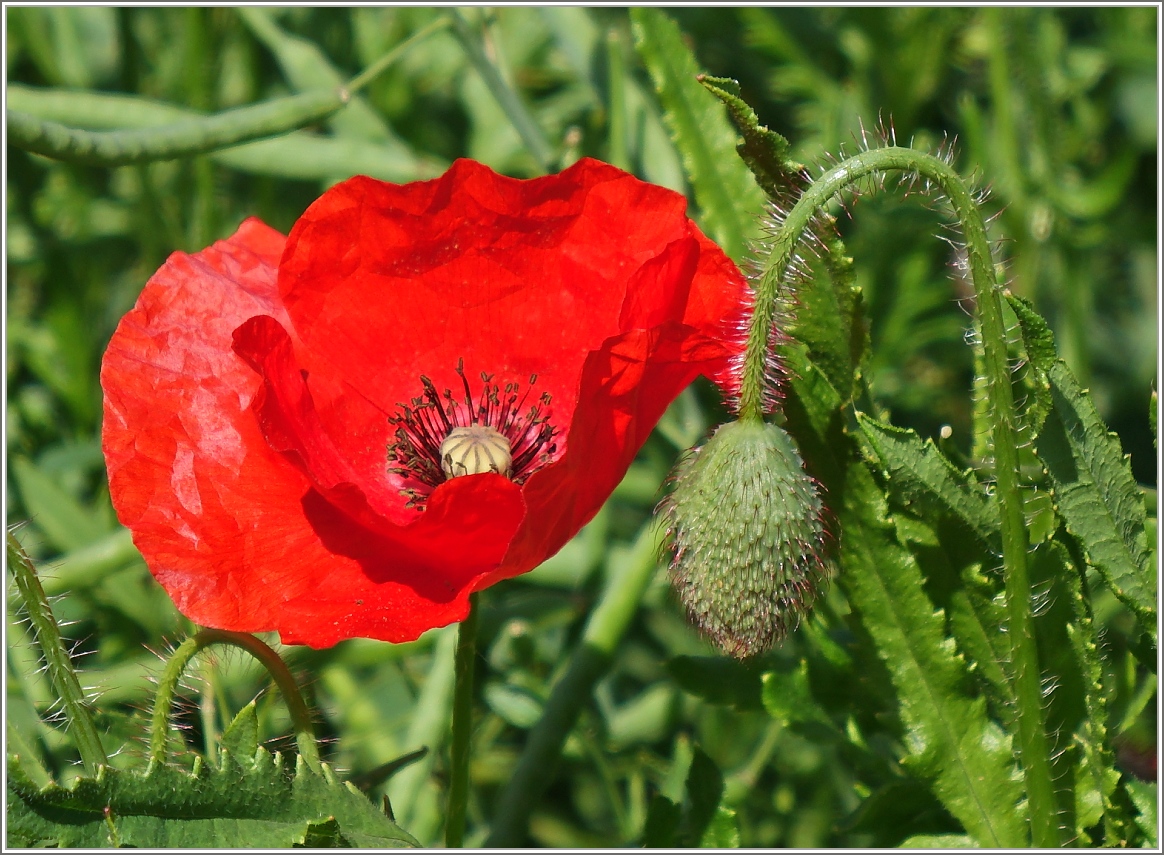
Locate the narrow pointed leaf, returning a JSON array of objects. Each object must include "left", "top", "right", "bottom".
[
  {"left": 630, "top": 8, "right": 765, "bottom": 262},
  {"left": 698, "top": 74, "right": 802, "bottom": 204},
  {"left": 1037, "top": 361, "right": 1156, "bottom": 632}
]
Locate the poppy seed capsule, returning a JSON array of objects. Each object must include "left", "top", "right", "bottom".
[
  {"left": 441, "top": 425, "right": 513, "bottom": 479},
  {"left": 663, "top": 419, "right": 832, "bottom": 659}
]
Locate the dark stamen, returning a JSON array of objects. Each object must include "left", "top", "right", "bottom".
[{"left": 387, "top": 364, "right": 559, "bottom": 509}]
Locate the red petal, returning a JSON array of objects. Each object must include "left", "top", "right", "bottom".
[
  {"left": 102, "top": 219, "right": 525, "bottom": 647},
  {"left": 274, "top": 158, "right": 733, "bottom": 431}
]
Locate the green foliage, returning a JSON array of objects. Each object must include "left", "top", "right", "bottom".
[
  {"left": 7, "top": 750, "right": 418, "bottom": 848},
  {"left": 630, "top": 8, "right": 767, "bottom": 262},
  {"left": 6, "top": 6, "right": 1155, "bottom": 850}
]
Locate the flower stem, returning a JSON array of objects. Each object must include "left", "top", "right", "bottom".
[
  {"left": 742, "top": 146, "right": 1058, "bottom": 846},
  {"left": 446, "top": 591, "right": 480, "bottom": 848},
  {"left": 485, "top": 524, "right": 661, "bottom": 847},
  {"left": 7, "top": 531, "right": 109, "bottom": 774},
  {"left": 148, "top": 628, "right": 321, "bottom": 774}
]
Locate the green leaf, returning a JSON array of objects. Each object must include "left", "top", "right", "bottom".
[
  {"left": 642, "top": 794, "right": 681, "bottom": 848},
  {"left": 837, "top": 473, "right": 1027, "bottom": 847},
  {"left": 667, "top": 655, "right": 765, "bottom": 711},
  {"left": 789, "top": 234, "right": 868, "bottom": 404},
  {"left": 1006, "top": 292, "right": 1155, "bottom": 633},
  {"left": 11, "top": 457, "right": 108, "bottom": 553},
  {"left": 483, "top": 682, "right": 544, "bottom": 730},
  {"left": 761, "top": 661, "right": 832, "bottom": 729},
  {"left": 781, "top": 356, "right": 1027, "bottom": 847},
  {"left": 684, "top": 747, "right": 725, "bottom": 844},
  {"left": 220, "top": 701, "right": 260, "bottom": 763},
  {"left": 630, "top": 8, "right": 766, "bottom": 263},
  {"left": 6, "top": 750, "right": 419, "bottom": 849},
  {"left": 1125, "top": 780, "right": 1158, "bottom": 848},
  {"left": 236, "top": 7, "right": 401, "bottom": 145},
  {"left": 857, "top": 415, "right": 1001, "bottom": 550},
  {"left": 1036, "top": 360, "right": 1156, "bottom": 633},
  {"left": 898, "top": 833, "right": 975, "bottom": 847},
  {"left": 698, "top": 806, "right": 740, "bottom": 848},
  {"left": 697, "top": 74, "right": 802, "bottom": 204}
]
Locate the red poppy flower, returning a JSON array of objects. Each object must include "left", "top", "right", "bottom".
[{"left": 101, "top": 158, "right": 748, "bottom": 648}]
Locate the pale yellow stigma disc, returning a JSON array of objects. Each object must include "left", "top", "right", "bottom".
[{"left": 440, "top": 425, "right": 513, "bottom": 479}]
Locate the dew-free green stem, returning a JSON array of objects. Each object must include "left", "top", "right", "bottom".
[
  {"left": 485, "top": 525, "right": 661, "bottom": 847},
  {"left": 148, "top": 628, "right": 320, "bottom": 773},
  {"left": 446, "top": 592, "right": 480, "bottom": 848},
  {"left": 449, "top": 8, "right": 554, "bottom": 173},
  {"left": 740, "top": 146, "right": 1058, "bottom": 846},
  {"left": 7, "top": 532, "right": 109, "bottom": 774}
]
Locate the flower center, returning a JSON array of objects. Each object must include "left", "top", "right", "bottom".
[
  {"left": 387, "top": 360, "right": 558, "bottom": 508},
  {"left": 441, "top": 425, "right": 512, "bottom": 479}
]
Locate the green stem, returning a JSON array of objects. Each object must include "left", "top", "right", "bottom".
[
  {"left": 446, "top": 592, "right": 480, "bottom": 848},
  {"left": 346, "top": 15, "right": 451, "bottom": 95},
  {"left": 485, "top": 524, "right": 661, "bottom": 847},
  {"left": 148, "top": 628, "right": 321, "bottom": 773},
  {"left": 7, "top": 532, "right": 109, "bottom": 773},
  {"left": 742, "top": 145, "right": 1058, "bottom": 846},
  {"left": 449, "top": 8, "right": 554, "bottom": 173}
]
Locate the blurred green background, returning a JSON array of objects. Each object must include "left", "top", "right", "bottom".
[{"left": 6, "top": 7, "right": 1157, "bottom": 847}]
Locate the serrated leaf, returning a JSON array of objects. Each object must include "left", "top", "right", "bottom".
[
  {"left": 630, "top": 8, "right": 765, "bottom": 263},
  {"left": 781, "top": 282, "right": 1025, "bottom": 848},
  {"left": 1006, "top": 293, "right": 1055, "bottom": 429},
  {"left": 1125, "top": 779, "right": 1158, "bottom": 848},
  {"left": 836, "top": 465, "right": 1027, "bottom": 847},
  {"left": 6, "top": 750, "right": 418, "bottom": 849},
  {"left": 858, "top": 415, "right": 1001, "bottom": 550},
  {"left": 220, "top": 701, "right": 259, "bottom": 763},
  {"left": 697, "top": 74, "right": 801, "bottom": 204},
  {"left": 667, "top": 655, "right": 764, "bottom": 710},
  {"left": 1037, "top": 360, "right": 1156, "bottom": 633}
]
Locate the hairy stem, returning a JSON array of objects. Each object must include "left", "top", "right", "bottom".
[
  {"left": 741, "top": 145, "right": 1058, "bottom": 846},
  {"left": 446, "top": 592, "right": 480, "bottom": 848},
  {"left": 7, "top": 532, "right": 109, "bottom": 773},
  {"left": 149, "top": 628, "right": 321, "bottom": 773}
]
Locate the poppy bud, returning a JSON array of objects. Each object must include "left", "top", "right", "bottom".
[{"left": 663, "top": 419, "right": 831, "bottom": 659}]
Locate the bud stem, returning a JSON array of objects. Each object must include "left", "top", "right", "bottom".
[{"left": 741, "top": 146, "right": 1058, "bottom": 846}]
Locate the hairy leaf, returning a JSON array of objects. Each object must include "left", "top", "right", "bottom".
[
  {"left": 697, "top": 74, "right": 802, "bottom": 204},
  {"left": 857, "top": 415, "right": 1001, "bottom": 550},
  {"left": 781, "top": 361, "right": 1027, "bottom": 846},
  {"left": 6, "top": 750, "right": 419, "bottom": 849},
  {"left": 1038, "top": 362, "right": 1156, "bottom": 632},
  {"left": 1007, "top": 293, "right": 1155, "bottom": 631}
]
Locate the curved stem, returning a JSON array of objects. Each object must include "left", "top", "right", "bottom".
[
  {"left": 742, "top": 146, "right": 1057, "bottom": 846},
  {"left": 149, "top": 628, "right": 321, "bottom": 774},
  {"left": 446, "top": 592, "right": 480, "bottom": 847}
]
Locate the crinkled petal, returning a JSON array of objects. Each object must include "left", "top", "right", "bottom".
[{"left": 102, "top": 219, "right": 524, "bottom": 647}]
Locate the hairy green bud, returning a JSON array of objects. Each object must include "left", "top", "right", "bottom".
[{"left": 662, "top": 419, "right": 832, "bottom": 659}]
